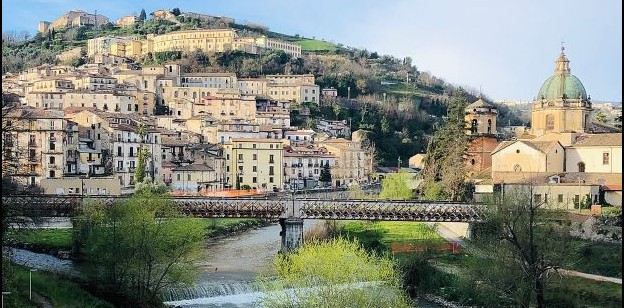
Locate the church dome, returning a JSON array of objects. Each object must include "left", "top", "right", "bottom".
[{"left": 537, "top": 49, "right": 587, "bottom": 100}]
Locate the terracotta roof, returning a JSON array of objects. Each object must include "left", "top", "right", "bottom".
[
  {"left": 465, "top": 98, "right": 496, "bottom": 110},
  {"left": 491, "top": 140, "right": 560, "bottom": 155},
  {"left": 172, "top": 161, "right": 215, "bottom": 172},
  {"left": 590, "top": 122, "right": 621, "bottom": 134},
  {"left": 572, "top": 133, "right": 622, "bottom": 147},
  {"left": 3, "top": 106, "right": 64, "bottom": 119},
  {"left": 492, "top": 171, "right": 622, "bottom": 185}
]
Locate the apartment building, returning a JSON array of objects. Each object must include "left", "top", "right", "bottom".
[
  {"left": 224, "top": 138, "right": 284, "bottom": 191},
  {"left": 2, "top": 107, "right": 77, "bottom": 188},
  {"left": 318, "top": 138, "right": 373, "bottom": 186},
  {"left": 284, "top": 145, "right": 336, "bottom": 189}
]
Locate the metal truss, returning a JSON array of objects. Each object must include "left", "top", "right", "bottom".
[{"left": 3, "top": 195, "right": 485, "bottom": 222}]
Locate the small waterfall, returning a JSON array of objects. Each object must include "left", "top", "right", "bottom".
[{"left": 164, "top": 281, "right": 259, "bottom": 302}]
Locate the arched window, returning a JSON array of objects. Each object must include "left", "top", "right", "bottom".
[
  {"left": 577, "top": 162, "right": 585, "bottom": 172},
  {"left": 487, "top": 119, "right": 492, "bottom": 134},
  {"left": 471, "top": 119, "right": 478, "bottom": 134},
  {"left": 471, "top": 159, "right": 476, "bottom": 165},
  {"left": 513, "top": 164, "right": 522, "bottom": 172},
  {"left": 546, "top": 114, "right": 555, "bottom": 131}
]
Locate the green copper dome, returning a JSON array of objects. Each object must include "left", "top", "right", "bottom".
[
  {"left": 536, "top": 50, "right": 588, "bottom": 100},
  {"left": 537, "top": 74, "right": 587, "bottom": 100}
]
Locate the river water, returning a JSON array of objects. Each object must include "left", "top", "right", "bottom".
[{"left": 10, "top": 218, "right": 442, "bottom": 307}]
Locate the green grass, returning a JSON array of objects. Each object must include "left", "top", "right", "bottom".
[
  {"left": 9, "top": 218, "right": 267, "bottom": 251},
  {"left": 9, "top": 229, "right": 73, "bottom": 250},
  {"left": 545, "top": 276, "right": 622, "bottom": 308},
  {"left": 563, "top": 239, "right": 622, "bottom": 278},
  {"left": 339, "top": 221, "right": 445, "bottom": 254},
  {"left": 294, "top": 39, "right": 337, "bottom": 52},
  {"left": 5, "top": 265, "right": 114, "bottom": 308}
]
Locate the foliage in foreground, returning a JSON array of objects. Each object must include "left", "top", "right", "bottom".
[
  {"left": 72, "top": 183, "right": 204, "bottom": 306},
  {"left": 258, "top": 238, "right": 412, "bottom": 308}
]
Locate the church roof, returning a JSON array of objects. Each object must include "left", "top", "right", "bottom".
[
  {"left": 465, "top": 98, "right": 496, "bottom": 110},
  {"left": 572, "top": 133, "right": 622, "bottom": 147},
  {"left": 491, "top": 140, "right": 560, "bottom": 155},
  {"left": 537, "top": 49, "right": 588, "bottom": 100}
]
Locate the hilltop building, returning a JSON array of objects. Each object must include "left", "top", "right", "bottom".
[{"left": 38, "top": 10, "right": 109, "bottom": 33}]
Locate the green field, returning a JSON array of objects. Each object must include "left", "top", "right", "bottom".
[
  {"left": 294, "top": 39, "right": 338, "bottom": 52},
  {"left": 9, "top": 228, "right": 73, "bottom": 250},
  {"left": 339, "top": 221, "right": 445, "bottom": 254},
  {"left": 8, "top": 218, "right": 266, "bottom": 251}
]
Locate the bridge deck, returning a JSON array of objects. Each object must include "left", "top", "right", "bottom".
[{"left": 2, "top": 195, "right": 485, "bottom": 222}]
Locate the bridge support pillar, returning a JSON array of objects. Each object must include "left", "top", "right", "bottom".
[{"left": 279, "top": 218, "right": 304, "bottom": 252}]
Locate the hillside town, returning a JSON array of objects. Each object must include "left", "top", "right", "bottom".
[{"left": 2, "top": 5, "right": 622, "bottom": 308}]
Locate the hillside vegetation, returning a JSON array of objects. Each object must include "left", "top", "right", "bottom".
[{"left": 2, "top": 8, "right": 525, "bottom": 166}]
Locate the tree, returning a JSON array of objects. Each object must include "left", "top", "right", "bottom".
[
  {"left": 135, "top": 123, "right": 150, "bottom": 183},
  {"left": 421, "top": 88, "right": 470, "bottom": 201},
  {"left": 467, "top": 183, "right": 577, "bottom": 307},
  {"left": 319, "top": 163, "right": 332, "bottom": 187},
  {"left": 258, "top": 238, "right": 411, "bottom": 308},
  {"left": 171, "top": 7, "right": 181, "bottom": 16},
  {"left": 595, "top": 111, "right": 608, "bottom": 123},
  {"left": 73, "top": 183, "right": 204, "bottom": 306},
  {"left": 139, "top": 9, "right": 147, "bottom": 21},
  {"left": 378, "top": 172, "right": 414, "bottom": 200}
]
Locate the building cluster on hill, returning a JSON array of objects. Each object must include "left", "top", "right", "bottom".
[
  {"left": 2, "top": 51, "right": 372, "bottom": 195},
  {"left": 410, "top": 48, "right": 622, "bottom": 207},
  {"left": 87, "top": 29, "right": 302, "bottom": 59}
]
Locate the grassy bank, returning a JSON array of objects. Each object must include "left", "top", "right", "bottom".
[
  {"left": 339, "top": 220, "right": 622, "bottom": 307},
  {"left": 3, "top": 264, "right": 114, "bottom": 308},
  {"left": 339, "top": 221, "right": 445, "bottom": 255},
  {"left": 8, "top": 218, "right": 269, "bottom": 250}
]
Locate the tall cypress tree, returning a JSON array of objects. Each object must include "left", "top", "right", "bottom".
[{"left": 422, "top": 88, "right": 470, "bottom": 201}]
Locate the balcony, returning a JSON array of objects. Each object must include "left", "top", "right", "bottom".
[
  {"left": 28, "top": 156, "right": 38, "bottom": 162},
  {"left": 314, "top": 163, "right": 319, "bottom": 167},
  {"left": 116, "top": 166, "right": 125, "bottom": 172}
]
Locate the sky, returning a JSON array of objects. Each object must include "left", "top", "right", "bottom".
[{"left": 2, "top": 0, "right": 622, "bottom": 102}]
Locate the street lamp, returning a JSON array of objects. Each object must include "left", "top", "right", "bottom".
[
  {"left": 29, "top": 269, "right": 38, "bottom": 300},
  {"left": 2, "top": 292, "right": 10, "bottom": 308}
]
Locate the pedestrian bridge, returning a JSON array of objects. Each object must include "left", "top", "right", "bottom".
[
  {"left": 2, "top": 194, "right": 485, "bottom": 222},
  {"left": 3, "top": 194, "right": 486, "bottom": 251}
]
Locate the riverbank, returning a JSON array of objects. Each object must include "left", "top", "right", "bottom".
[{"left": 4, "top": 218, "right": 274, "bottom": 307}]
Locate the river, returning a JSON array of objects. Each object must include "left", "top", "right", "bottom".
[{"left": 10, "top": 218, "right": 443, "bottom": 307}]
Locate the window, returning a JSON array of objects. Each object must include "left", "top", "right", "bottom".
[
  {"left": 252, "top": 177, "right": 257, "bottom": 183},
  {"left": 49, "top": 142, "right": 55, "bottom": 151},
  {"left": 577, "top": 162, "right": 585, "bottom": 172},
  {"left": 603, "top": 152, "right": 610, "bottom": 165},
  {"left": 253, "top": 166, "right": 257, "bottom": 172},
  {"left": 188, "top": 174, "right": 191, "bottom": 181},
  {"left": 269, "top": 155, "right": 274, "bottom": 163},
  {"left": 546, "top": 114, "right": 554, "bottom": 131},
  {"left": 238, "top": 154, "right": 243, "bottom": 161},
  {"left": 513, "top": 164, "right": 522, "bottom": 172},
  {"left": 269, "top": 177, "right": 274, "bottom": 183},
  {"left": 49, "top": 170, "right": 55, "bottom": 178},
  {"left": 533, "top": 194, "right": 542, "bottom": 203},
  {"left": 177, "top": 174, "right": 181, "bottom": 180},
  {"left": 49, "top": 156, "right": 55, "bottom": 164},
  {"left": 269, "top": 166, "right": 274, "bottom": 175},
  {"left": 253, "top": 154, "right": 257, "bottom": 160},
  {"left": 558, "top": 194, "right": 564, "bottom": 203}
]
